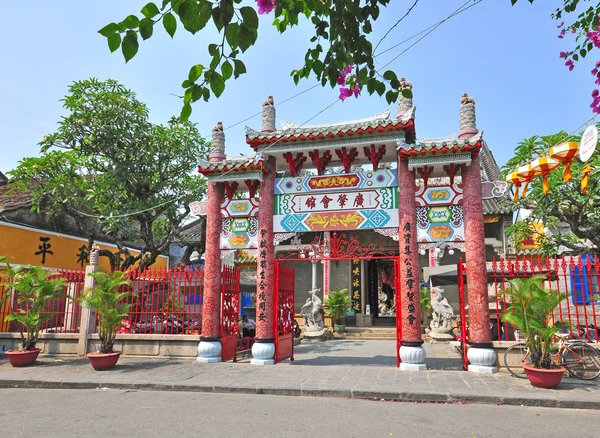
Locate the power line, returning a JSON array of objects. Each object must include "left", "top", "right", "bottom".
[{"left": 373, "top": 0, "right": 420, "bottom": 54}]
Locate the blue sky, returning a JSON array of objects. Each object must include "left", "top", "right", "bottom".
[{"left": 0, "top": 0, "right": 595, "bottom": 173}]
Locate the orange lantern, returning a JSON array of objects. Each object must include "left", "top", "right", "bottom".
[
  {"left": 530, "top": 157, "right": 560, "bottom": 195},
  {"left": 516, "top": 163, "right": 538, "bottom": 197},
  {"left": 506, "top": 171, "right": 526, "bottom": 201},
  {"left": 549, "top": 142, "right": 579, "bottom": 182}
]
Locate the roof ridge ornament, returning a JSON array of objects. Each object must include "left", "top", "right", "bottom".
[
  {"left": 261, "top": 95, "right": 276, "bottom": 133},
  {"left": 396, "top": 77, "right": 414, "bottom": 119},
  {"left": 458, "top": 93, "right": 478, "bottom": 140},
  {"left": 210, "top": 121, "right": 226, "bottom": 163}
]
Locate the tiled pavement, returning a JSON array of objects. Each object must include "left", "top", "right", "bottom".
[{"left": 1, "top": 341, "right": 598, "bottom": 409}]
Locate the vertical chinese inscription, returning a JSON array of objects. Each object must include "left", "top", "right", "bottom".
[
  {"left": 35, "top": 236, "right": 53, "bottom": 264},
  {"left": 351, "top": 259, "right": 362, "bottom": 313}
]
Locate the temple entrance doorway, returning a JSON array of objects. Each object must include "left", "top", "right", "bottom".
[{"left": 274, "top": 232, "right": 403, "bottom": 366}]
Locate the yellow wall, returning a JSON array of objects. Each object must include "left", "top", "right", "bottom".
[{"left": 0, "top": 222, "right": 168, "bottom": 271}]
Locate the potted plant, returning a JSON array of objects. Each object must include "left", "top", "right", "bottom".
[
  {"left": 500, "top": 276, "right": 567, "bottom": 389},
  {"left": 78, "top": 271, "right": 131, "bottom": 370},
  {"left": 1, "top": 259, "right": 66, "bottom": 367},
  {"left": 325, "top": 288, "right": 351, "bottom": 333}
]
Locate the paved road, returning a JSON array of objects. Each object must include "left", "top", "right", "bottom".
[{"left": 0, "top": 388, "right": 594, "bottom": 438}]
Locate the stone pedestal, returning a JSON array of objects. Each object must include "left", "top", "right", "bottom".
[
  {"left": 196, "top": 341, "right": 222, "bottom": 363},
  {"left": 251, "top": 342, "right": 275, "bottom": 365},
  {"left": 467, "top": 345, "right": 498, "bottom": 374},
  {"left": 399, "top": 345, "right": 427, "bottom": 371}
]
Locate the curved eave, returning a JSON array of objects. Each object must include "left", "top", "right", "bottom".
[
  {"left": 246, "top": 120, "right": 416, "bottom": 150},
  {"left": 399, "top": 141, "right": 482, "bottom": 159},
  {"left": 197, "top": 162, "right": 268, "bottom": 177}
]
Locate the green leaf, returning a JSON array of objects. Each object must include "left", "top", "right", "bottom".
[
  {"left": 139, "top": 18, "right": 154, "bottom": 40},
  {"left": 180, "top": 102, "right": 192, "bottom": 121},
  {"left": 141, "top": 2, "right": 160, "bottom": 18},
  {"left": 238, "top": 24, "right": 257, "bottom": 53},
  {"left": 192, "top": 85, "right": 203, "bottom": 101},
  {"left": 383, "top": 70, "right": 397, "bottom": 82},
  {"left": 122, "top": 31, "right": 139, "bottom": 63},
  {"left": 386, "top": 90, "right": 399, "bottom": 104},
  {"left": 221, "top": 61, "right": 233, "bottom": 80},
  {"left": 196, "top": 2, "right": 212, "bottom": 31},
  {"left": 123, "top": 15, "right": 140, "bottom": 29},
  {"left": 202, "top": 87, "right": 210, "bottom": 102},
  {"left": 375, "top": 81, "right": 385, "bottom": 96},
  {"left": 210, "top": 72, "right": 225, "bottom": 97},
  {"left": 188, "top": 64, "right": 204, "bottom": 82},
  {"left": 181, "top": 79, "right": 192, "bottom": 88},
  {"left": 163, "top": 12, "right": 177, "bottom": 38},
  {"left": 226, "top": 22, "right": 240, "bottom": 48},
  {"left": 233, "top": 60, "right": 246, "bottom": 79},
  {"left": 240, "top": 6, "right": 259, "bottom": 30},
  {"left": 99, "top": 22, "right": 119, "bottom": 37},
  {"left": 107, "top": 33, "right": 122, "bottom": 53},
  {"left": 401, "top": 88, "right": 413, "bottom": 99}
]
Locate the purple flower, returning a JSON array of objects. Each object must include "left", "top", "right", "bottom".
[
  {"left": 339, "top": 87, "right": 353, "bottom": 101},
  {"left": 593, "top": 89, "right": 599, "bottom": 98},
  {"left": 572, "top": 28, "right": 577, "bottom": 34},
  {"left": 342, "top": 65, "right": 353, "bottom": 76},
  {"left": 255, "top": 0, "right": 275, "bottom": 15},
  {"left": 352, "top": 85, "right": 361, "bottom": 97},
  {"left": 559, "top": 51, "right": 569, "bottom": 59},
  {"left": 565, "top": 60, "right": 575, "bottom": 71},
  {"left": 557, "top": 21, "right": 564, "bottom": 28},
  {"left": 337, "top": 75, "right": 346, "bottom": 86}
]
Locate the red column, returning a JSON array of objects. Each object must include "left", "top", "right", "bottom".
[
  {"left": 201, "top": 181, "right": 223, "bottom": 340},
  {"left": 255, "top": 157, "right": 276, "bottom": 341},
  {"left": 398, "top": 159, "right": 422, "bottom": 344},
  {"left": 462, "top": 152, "right": 491, "bottom": 344}
]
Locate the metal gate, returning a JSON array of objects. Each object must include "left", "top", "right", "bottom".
[
  {"left": 274, "top": 263, "right": 295, "bottom": 363},
  {"left": 457, "top": 258, "right": 469, "bottom": 371},
  {"left": 220, "top": 265, "right": 241, "bottom": 362}
]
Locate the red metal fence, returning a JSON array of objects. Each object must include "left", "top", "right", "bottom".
[
  {"left": 0, "top": 269, "right": 86, "bottom": 334},
  {"left": 489, "top": 255, "right": 600, "bottom": 343},
  {"left": 117, "top": 267, "right": 205, "bottom": 335}
]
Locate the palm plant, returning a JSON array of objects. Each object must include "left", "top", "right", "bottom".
[
  {"left": 324, "top": 288, "right": 351, "bottom": 328},
  {"left": 1, "top": 261, "right": 66, "bottom": 351},
  {"left": 78, "top": 271, "right": 132, "bottom": 354},
  {"left": 500, "top": 276, "right": 567, "bottom": 369}
]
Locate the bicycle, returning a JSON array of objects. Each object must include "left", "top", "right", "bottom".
[{"left": 504, "top": 333, "right": 600, "bottom": 380}]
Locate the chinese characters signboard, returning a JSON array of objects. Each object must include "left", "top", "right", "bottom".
[
  {"left": 351, "top": 260, "right": 361, "bottom": 313},
  {"left": 402, "top": 221, "right": 417, "bottom": 327}
]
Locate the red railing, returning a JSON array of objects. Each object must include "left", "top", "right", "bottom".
[
  {"left": 490, "top": 255, "right": 600, "bottom": 343},
  {"left": 0, "top": 269, "right": 86, "bottom": 334},
  {"left": 115, "top": 267, "right": 205, "bottom": 335}
]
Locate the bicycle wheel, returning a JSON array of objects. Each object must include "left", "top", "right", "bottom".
[
  {"left": 504, "top": 343, "right": 530, "bottom": 378},
  {"left": 561, "top": 343, "right": 600, "bottom": 380}
]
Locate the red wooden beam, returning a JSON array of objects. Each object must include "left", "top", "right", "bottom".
[
  {"left": 282, "top": 152, "right": 307, "bottom": 177},
  {"left": 308, "top": 150, "right": 333, "bottom": 175},
  {"left": 245, "top": 180, "right": 260, "bottom": 198},
  {"left": 223, "top": 181, "right": 239, "bottom": 199},
  {"left": 443, "top": 164, "right": 459, "bottom": 186},
  {"left": 416, "top": 166, "right": 434, "bottom": 188},
  {"left": 363, "top": 144, "right": 386, "bottom": 171},
  {"left": 335, "top": 147, "right": 359, "bottom": 173}
]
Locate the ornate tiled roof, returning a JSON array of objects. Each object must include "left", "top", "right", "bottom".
[
  {"left": 398, "top": 131, "right": 484, "bottom": 157},
  {"left": 483, "top": 198, "right": 513, "bottom": 215},
  {"left": 0, "top": 183, "right": 33, "bottom": 213},
  {"left": 245, "top": 108, "right": 416, "bottom": 150},
  {"left": 197, "top": 156, "right": 268, "bottom": 176}
]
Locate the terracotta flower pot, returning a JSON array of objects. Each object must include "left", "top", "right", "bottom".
[
  {"left": 522, "top": 364, "right": 565, "bottom": 389},
  {"left": 87, "top": 351, "right": 122, "bottom": 371},
  {"left": 6, "top": 348, "right": 41, "bottom": 367}
]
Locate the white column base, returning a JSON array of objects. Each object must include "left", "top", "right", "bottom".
[
  {"left": 400, "top": 362, "right": 427, "bottom": 371},
  {"left": 399, "top": 345, "right": 427, "bottom": 371},
  {"left": 468, "top": 364, "right": 498, "bottom": 374},
  {"left": 251, "top": 342, "right": 275, "bottom": 366},
  {"left": 467, "top": 346, "right": 497, "bottom": 374},
  {"left": 196, "top": 340, "right": 222, "bottom": 363}
]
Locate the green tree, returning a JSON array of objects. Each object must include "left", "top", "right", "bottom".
[
  {"left": 9, "top": 78, "right": 210, "bottom": 269},
  {"left": 100, "top": 0, "right": 415, "bottom": 120},
  {"left": 501, "top": 126, "right": 600, "bottom": 254}
]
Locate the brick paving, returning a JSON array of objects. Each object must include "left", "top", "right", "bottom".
[{"left": 1, "top": 340, "right": 598, "bottom": 409}]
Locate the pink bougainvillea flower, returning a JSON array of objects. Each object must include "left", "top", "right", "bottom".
[
  {"left": 255, "top": 0, "right": 275, "bottom": 15},
  {"left": 337, "top": 75, "right": 346, "bottom": 86},
  {"left": 352, "top": 85, "right": 361, "bottom": 97},
  {"left": 339, "top": 87, "right": 353, "bottom": 101},
  {"left": 565, "top": 59, "right": 574, "bottom": 71},
  {"left": 557, "top": 21, "right": 564, "bottom": 28},
  {"left": 572, "top": 28, "right": 577, "bottom": 34},
  {"left": 342, "top": 65, "right": 353, "bottom": 76},
  {"left": 558, "top": 28, "right": 566, "bottom": 38},
  {"left": 559, "top": 51, "right": 569, "bottom": 59}
]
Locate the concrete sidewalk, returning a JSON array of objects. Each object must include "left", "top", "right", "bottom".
[{"left": 1, "top": 341, "right": 599, "bottom": 410}]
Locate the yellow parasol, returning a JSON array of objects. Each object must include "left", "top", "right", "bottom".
[
  {"left": 549, "top": 142, "right": 579, "bottom": 182},
  {"left": 530, "top": 157, "right": 560, "bottom": 195}
]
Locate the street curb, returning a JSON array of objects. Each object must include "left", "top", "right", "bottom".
[{"left": 1, "top": 379, "right": 598, "bottom": 410}]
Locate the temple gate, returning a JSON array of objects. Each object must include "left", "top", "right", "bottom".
[{"left": 197, "top": 85, "right": 498, "bottom": 373}]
